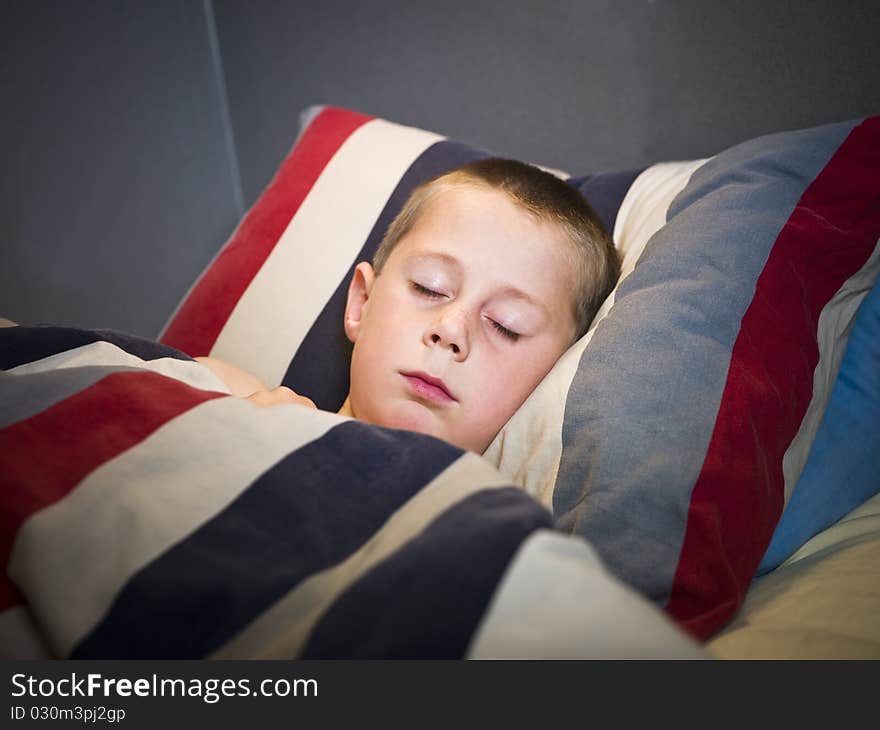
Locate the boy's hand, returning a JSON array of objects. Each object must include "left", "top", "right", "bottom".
[
  {"left": 195, "top": 356, "right": 317, "bottom": 409},
  {"left": 195, "top": 356, "right": 268, "bottom": 397},
  {"left": 245, "top": 386, "right": 317, "bottom": 410}
]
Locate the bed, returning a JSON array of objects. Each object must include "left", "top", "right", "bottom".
[{"left": 1, "top": 106, "right": 878, "bottom": 659}]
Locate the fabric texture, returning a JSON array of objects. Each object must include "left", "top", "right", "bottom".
[
  {"left": 1, "top": 326, "right": 555, "bottom": 658},
  {"left": 707, "top": 491, "right": 880, "bottom": 659},
  {"left": 158, "top": 106, "right": 880, "bottom": 641},
  {"left": 1, "top": 326, "right": 711, "bottom": 659},
  {"left": 758, "top": 276, "right": 880, "bottom": 573},
  {"left": 544, "top": 118, "right": 880, "bottom": 639}
]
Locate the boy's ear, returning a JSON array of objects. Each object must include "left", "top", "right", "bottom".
[{"left": 343, "top": 261, "right": 376, "bottom": 343}]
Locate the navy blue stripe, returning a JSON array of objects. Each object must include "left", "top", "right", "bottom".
[
  {"left": 282, "top": 140, "right": 491, "bottom": 411},
  {"left": 570, "top": 167, "right": 644, "bottom": 235},
  {"left": 0, "top": 325, "right": 192, "bottom": 370},
  {"left": 301, "top": 487, "right": 552, "bottom": 659},
  {"left": 71, "top": 421, "right": 462, "bottom": 659}
]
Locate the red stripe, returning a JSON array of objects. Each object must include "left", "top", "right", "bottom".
[
  {"left": 160, "top": 106, "right": 374, "bottom": 356},
  {"left": 666, "top": 117, "right": 880, "bottom": 640},
  {"left": 0, "top": 371, "right": 226, "bottom": 610}
]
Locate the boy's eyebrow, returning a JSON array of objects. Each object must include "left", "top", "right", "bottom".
[
  {"left": 493, "top": 284, "right": 547, "bottom": 313},
  {"left": 408, "top": 251, "right": 462, "bottom": 271},
  {"left": 408, "top": 252, "right": 548, "bottom": 313}
]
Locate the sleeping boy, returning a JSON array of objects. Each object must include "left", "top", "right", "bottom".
[{"left": 199, "top": 158, "right": 620, "bottom": 455}]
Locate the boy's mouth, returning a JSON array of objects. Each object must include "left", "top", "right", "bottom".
[{"left": 399, "top": 371, "right": 457, "bottom": 404}]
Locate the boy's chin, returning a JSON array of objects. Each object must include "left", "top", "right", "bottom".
[
  {"left": 382, "top": 399, "right": 441, "bottom": 432},
  {"left": 384, "top": 401, "right": 493, "bottom": 454},
  {"left": 373, "top": 399, "right": 453, "bottom": 445},
  {"left": 358, "top": 397, "right": 489, "bottom": 453}
]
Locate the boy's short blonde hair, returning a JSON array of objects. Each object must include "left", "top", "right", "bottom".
[{"left": 372, "top": 158, "right": 620, "bottom": 343}]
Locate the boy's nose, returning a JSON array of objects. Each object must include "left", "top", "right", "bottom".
[{"left": 424, "top": 308, "right": 470, "bottom": 361}]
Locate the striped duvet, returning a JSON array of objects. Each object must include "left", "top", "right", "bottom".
[{"left": 1, "top": 326, "right": 707, "bottom": 659}]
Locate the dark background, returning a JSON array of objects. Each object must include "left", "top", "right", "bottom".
[{"left": 2, "top": 0, "right": 879, "bottom": 338}]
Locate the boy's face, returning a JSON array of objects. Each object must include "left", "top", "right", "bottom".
[{"left": 343, "top": 185, "right": 577, "bottom": 454}]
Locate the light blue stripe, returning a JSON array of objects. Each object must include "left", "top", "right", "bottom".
[{"left": 759, "top": 271, "right": 880, "bottom": 574}]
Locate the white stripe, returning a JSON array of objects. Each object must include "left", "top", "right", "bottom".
[
  {"left": 210, "top": 452, "right": 512, "bottom": 658},
  {"left": 0, "top": 606, "right": 53, "bottom": 659},
  {"left": 781, "top": 237, "right": 880, "bottom": 504},
  {"left": 211, "top": 118, "right": 444, "bottom": 387},
  {"left": 612, "top": 159, "right": 709, "bottom": 269},
  {"left": 466, "top": 530, "right": 707, "bottom": 659},
  {"left": 1, "top": 341, "right": 231, "bottom": 432},
  {"left": 8, "top": 397, "right": 348, "bottom": 656},
  {"left": 9, "top": 340, "right": 230, "bottom": 394},
  {"left": 483, "top": 338, "right": 587, "bottom": 506},
  {"left": 484, "top": 160, "right": 706, "bottom": 506}
]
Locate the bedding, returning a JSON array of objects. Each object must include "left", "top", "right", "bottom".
[
  {"left": 758, "top": 271, "right": 880, "bottom": 575},
  {"left": 515, "top": 118, "right": 880, "bottom": 639},
  {"left": 707, "top": 490, "right": 880, "bottom": 659},
  {"left": 0, "top": 325, "right": 705, "bottom": 659},
  {"left": 161, "top": 107, "right": 880, "bottom": 642},
  {"left": 2, "top": 106, "right": 879, "bottom": 658}
]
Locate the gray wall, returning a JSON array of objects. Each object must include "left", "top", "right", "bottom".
[
  {"left": 215, "top": 0, "right": 880, "bottom": 206},
  {"left": 3, "top": 0, "right": 879, "bottom": 339},
  {"left": 1, "top": 0, "right": 242, "bottom": 338}
]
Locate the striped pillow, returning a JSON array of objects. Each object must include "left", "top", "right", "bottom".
[
  {"left": 159, "top": 106, "right": 635, "bottom": 410},
  {"left": 161, "top": 107, "right": 880, "bottom": 640},
  {"left": 489, "top": 117, "right": 880, "bottom": 639},
  {"left": 162, "top": 107, "right": 487, "bottom": 408},
  {"left": 758, "top": 272, "right": 880, "bottom": 575}
]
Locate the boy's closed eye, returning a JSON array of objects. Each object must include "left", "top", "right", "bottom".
[
  {"left": 411, "top": 281, "right": 446, "bottom": 299},
  {"left": 487, "top": 320, "right": 520, "bottom": 341},
  {"left": 410, "top": 281, "right": 522, "bottom": 342}
]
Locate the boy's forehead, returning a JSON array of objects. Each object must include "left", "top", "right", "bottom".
[
  {"left": 404, "top": 185, "right": 559, "bottom": 246},
  {"left": 419, "top": 183, "right": 516, "bottom": 218},
  {"left": 404, "top": 188, "right": 573, "bottom": 264}
]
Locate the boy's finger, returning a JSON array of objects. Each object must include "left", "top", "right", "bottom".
[{"left": 245, "top": 387, "right": 317, "bottom": 409}]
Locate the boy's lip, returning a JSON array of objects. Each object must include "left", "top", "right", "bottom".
[{"left": 399, "top": 371, "right": 457, "bottom": 403}]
